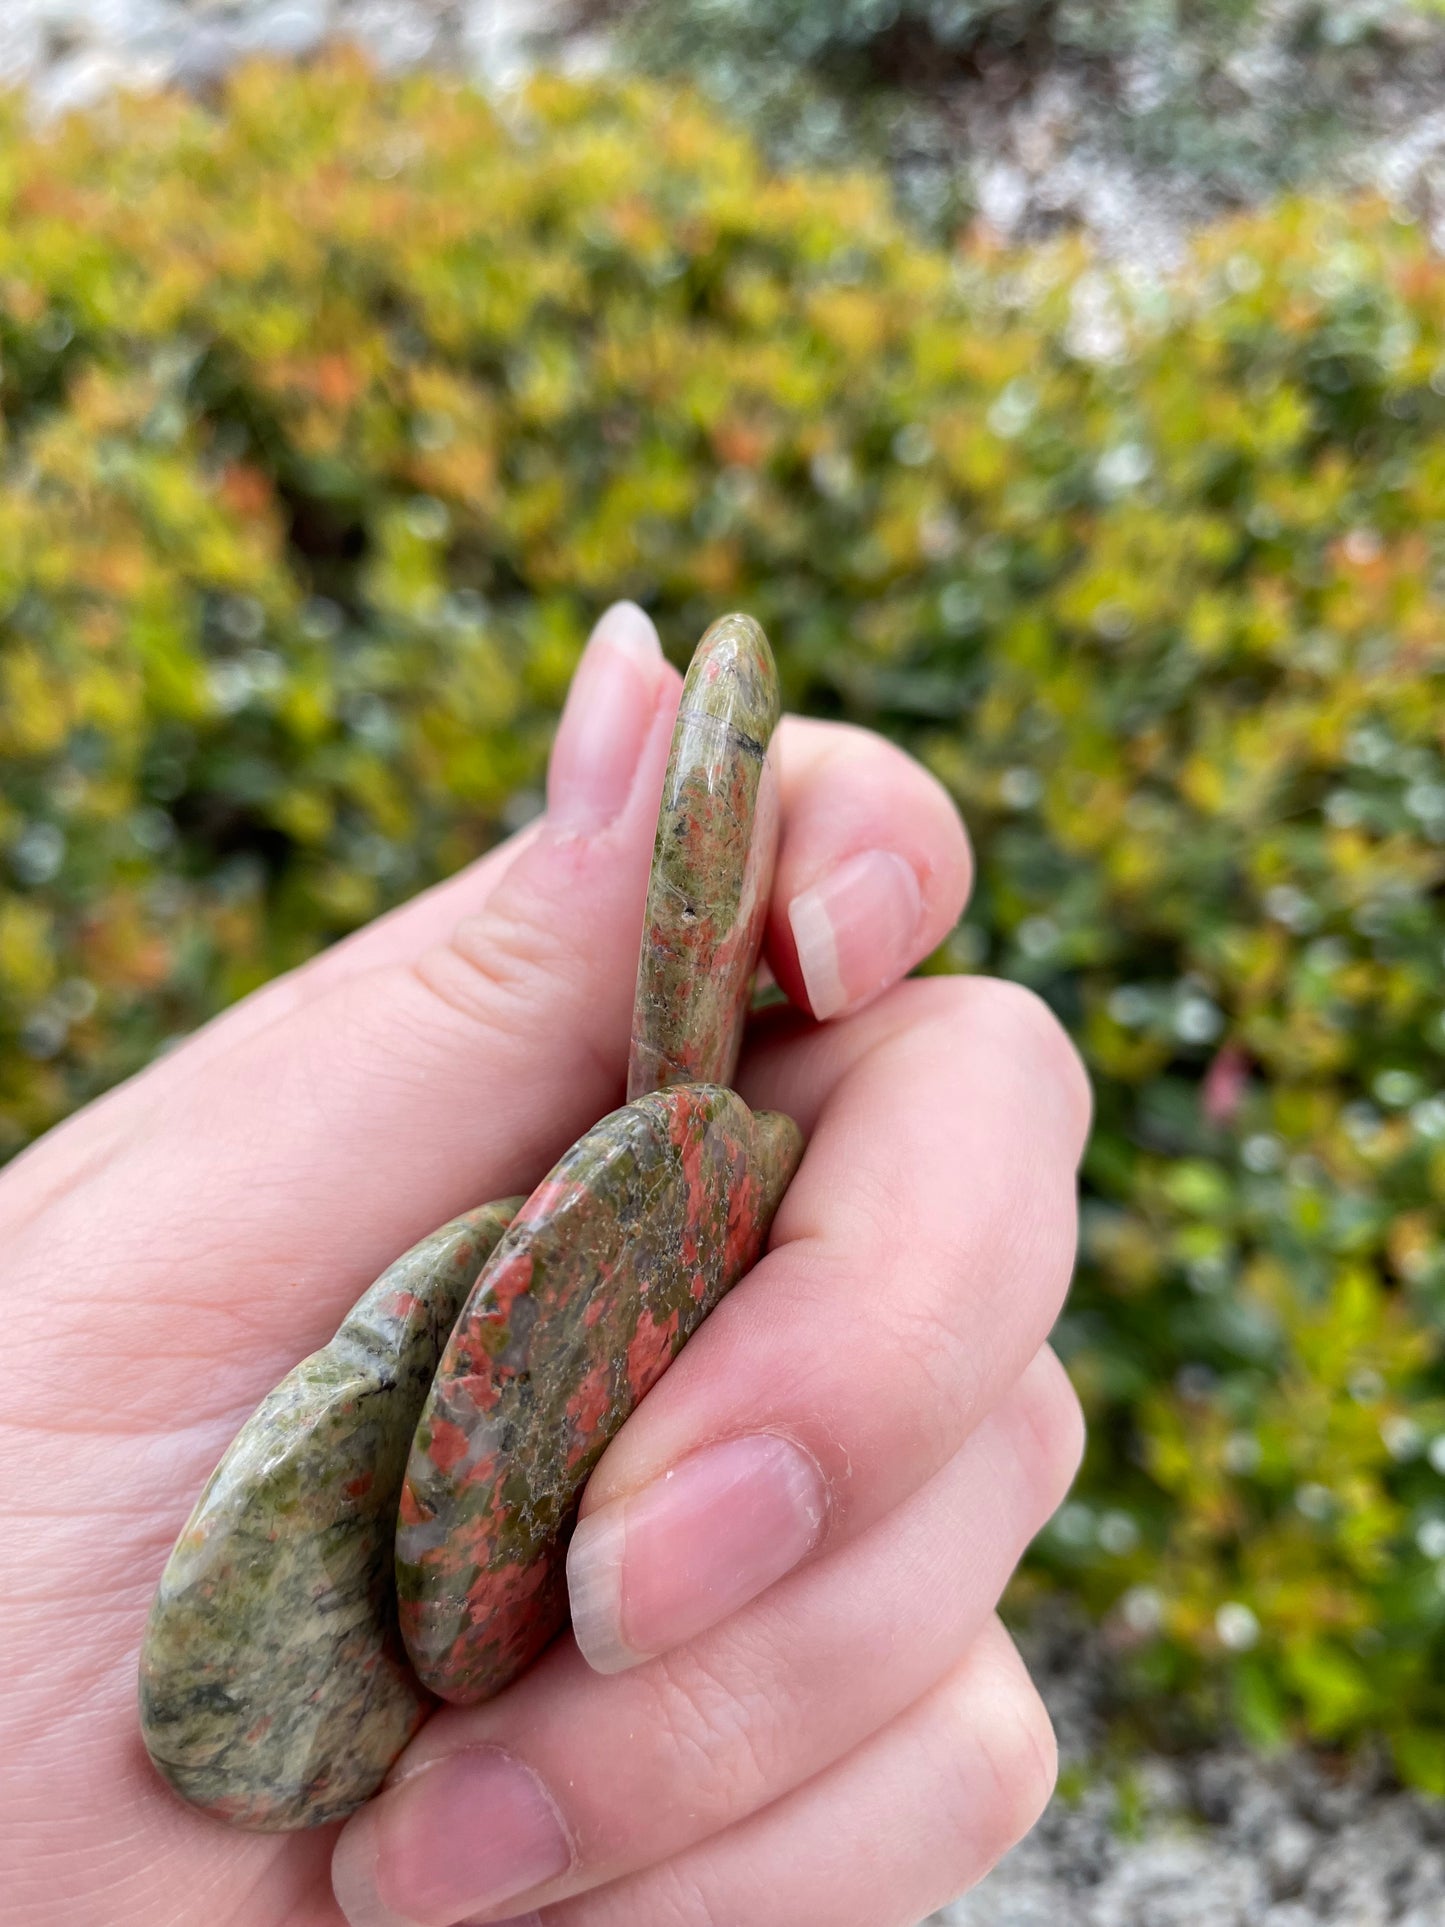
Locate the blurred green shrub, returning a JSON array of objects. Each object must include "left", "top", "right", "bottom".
[{"left": 4, "top": 55, "right": 1445, "bottom": 1777}]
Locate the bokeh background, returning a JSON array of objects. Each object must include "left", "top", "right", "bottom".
[{"left": 8, "top": 5, "right": 1445, "bottom": 1921}]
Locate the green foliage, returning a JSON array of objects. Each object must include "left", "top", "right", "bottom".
[{"left": 4, "top": 56, "right": 1445, "bottom": 1775}]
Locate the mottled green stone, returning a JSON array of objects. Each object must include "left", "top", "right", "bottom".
[
  {"left": 629, "top": 612, "right": 781, "bottom": 1100},
  {"left": 398, "top": 1088, "right": 803, "bottom": 1706},
  {"left": 138, "top": 1201, "right": 519, "bottom": 1831}
]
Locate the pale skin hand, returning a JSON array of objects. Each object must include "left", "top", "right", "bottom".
[{"left": 0, "top": 603, "right": 1090, "bottom": 1927}]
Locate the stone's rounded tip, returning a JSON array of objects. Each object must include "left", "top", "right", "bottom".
[
  {"left": 750, "top": 1109, "right": 805, "bottom": 1218},
  {"left": 702, "top": 610, "right": 771, "bottom": 655},
  {"left": 684, "top": 611, "right": 781, "bottom": 746},
  {"left": 628, "top": 610, "right": 782, "bottom": 1101}
]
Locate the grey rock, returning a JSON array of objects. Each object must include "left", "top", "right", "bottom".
[
  {"left": 927, "top": 1619, "right": 1445, "bottom": 1927},
  {"left": 1264, "top": 1817, "right": 1318, "bottom": 1899}
]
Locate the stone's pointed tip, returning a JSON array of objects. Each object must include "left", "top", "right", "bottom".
[
  {"left": 750, "top": 1108, "right": 805, "bottom": 1215},
  {"left": 139, "top": 1202, "right": 518, "bottom": 1832}
]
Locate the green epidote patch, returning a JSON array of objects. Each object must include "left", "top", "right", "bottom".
[
  {"left": 138, "top": 1200, "right": 519, "bottom": 1831},
  {"left": 398, "top": 1086, "right": 803, "bottom": 1706},
  {"left": 629, "top": 613, "right": 781, "bottom": 1100}
]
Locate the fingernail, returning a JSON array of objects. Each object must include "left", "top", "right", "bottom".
[
  {"left": 788, "top": 848, "right": 925, "bottom": 1021},
  {"left": 567, "top": 1433, "right": 829, "bottom": 1675},
  {"left": 331, "top": 1747, "right": 572, "bottom": 1927},
  {"left": 548, "top": 600, "right": 663, "bottom": 835}
]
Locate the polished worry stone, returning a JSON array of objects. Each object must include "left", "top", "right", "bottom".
[
  {"left": 628, "top": 612, "right": 781, "bottom": 1100},
  {"left": 138, "top": 1201, "right": 520, "bottom": 1831},
  {"left": 397, "top": 1085, "right": 803, "bottom": 1705}
]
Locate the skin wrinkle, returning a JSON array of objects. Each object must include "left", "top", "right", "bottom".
[
  {"left": 419, "top": 886, "right": 596, "bottom": 1030},
  {"left": 5, "top": 1296, "right": 333, "bottom": 1433},
  {"left": 0, "top": 1123, "right": 128, "bottom": 1245},
  {"left": 626, "top": 1646, "right": 791, "bottom": 1827},
  {"left": 2, "top": 817, "right": 547, "bottom": 1235},
  {"left": 1010, "top": 1351, "right": 1087, "bottom": 1502},
  {"left": 411, "top": 933, "right": 622, "bottom": 1111},
  {"left": 0, "top": 711, "right": 939, "bottom": 1246},
  {"left": 157, "top": 826, "right": 549, "bottom": 1101},
  {"left": 6, "top": 653, "right": 671, "bottom": 1239}
]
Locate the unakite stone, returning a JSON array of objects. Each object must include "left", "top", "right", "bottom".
[
  {"left": 628, "top": 613, "right": 781, "bottom": 1100},
  {"left": 138, "top": 1201, "right": 519, "bottom": 1831},
  {"left": 397, "top": 1086, "right": 803, "bottom": 1706}
]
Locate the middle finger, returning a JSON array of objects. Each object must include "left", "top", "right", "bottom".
[{"left": 562, "top": 970, "right": 1090, "bottom": 1677}]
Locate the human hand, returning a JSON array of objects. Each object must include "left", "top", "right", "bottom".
[{"left": 0, "top": 602, "right": 1089, "bottom": 1927}]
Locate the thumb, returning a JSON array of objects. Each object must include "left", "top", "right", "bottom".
[
  {"left": 280, "top": 596, "right": 685, "bottom": 1219},
  {"left": 22, "top": 602, "right": 686, "bottom": 1392},
  {"left": 398, "top": 592, "right": 683, "bottom": 1140}
]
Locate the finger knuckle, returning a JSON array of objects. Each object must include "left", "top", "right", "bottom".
[
  {"left": 621, "top": 1861, "right": 728, "bottom": 1927},
  {"left": 406, "top": 887, "right": 614, "bottom": 1090},
  {"left": 983, "top": 1682, "right": 1059, "bottom": 1849},
  {"left": 1012, "top": 1350, "right": 1087, "bottom": 1518},
  {"left": 870, "top": 1199, "right": 1080, "bottom": 1471},
  {"left": 420, "top": 893, "right": 576, "bottom": 1031},
  {"left": 968, "top": 978, "right": 1092, "bottom": 1148},
  {"left": 943, "top": 1671, "right": 1058, "bottom": 1871},
  {"left": 885, "top": 1294, "right": 985, "bottom": 1465}
]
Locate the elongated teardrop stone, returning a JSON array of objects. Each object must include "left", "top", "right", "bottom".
[
  {"left": 398, "top": 1086, "right": 803, "bottom": 1706},
  {"left": 138, "top": 1201, "right": 519, "bottom": 1831},
  {"left": 628, "top": 613, "right": 781, "bottom": 1100}
]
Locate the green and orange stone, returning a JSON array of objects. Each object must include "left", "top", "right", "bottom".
[
  {"left": 138, "top": 1202, "right": 518, "bottom": 1830},
  {"left": 397, "top": 1086, "right": 802, "bottom": 1705},
  {"left": 629, "top": 612, "right": 781, "bottom": 1099}
]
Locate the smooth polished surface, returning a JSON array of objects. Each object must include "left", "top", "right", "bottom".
[
  {"left": 138, "top": 1201, "right": 519, "bottom": 1830},
  {"left": 397, "top": 1086, "right": 803, "bottom": 1706},
  {"left": 628, "top": 612, "right": 781, "bottom": 1099}
]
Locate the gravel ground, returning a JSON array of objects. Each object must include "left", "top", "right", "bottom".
[
  {"left": 928, "top": 1616, "right": 1445, "bottom": 1926},
  {"left": 0, "top": 2, "right": 566, "bottom": 115},
  {"left": 5, "top": 8, "right": 1445, "bottom": 1923},
  {"left": 9, "top": 2, "right": 1445, "bottom": 260}
]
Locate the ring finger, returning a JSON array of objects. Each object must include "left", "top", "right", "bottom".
[{"left": 532, "top": 1616, "right": 1054, "bottom": 1927}]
